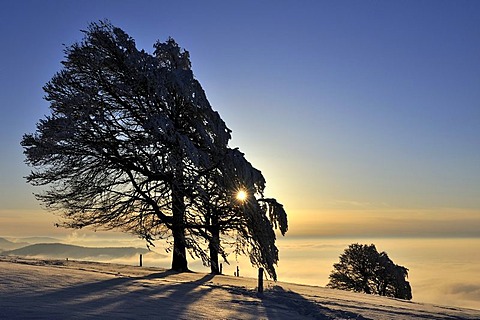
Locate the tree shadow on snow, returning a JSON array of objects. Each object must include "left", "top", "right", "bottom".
[
  {"left": 261, "top": 285, "right": 370, "bottom": 320},
  {"left": 3, "top": 265, "right": 369, "bottom": 320},
  {"left": 14, "top": 270, "right": 217, "bottom": 319}
]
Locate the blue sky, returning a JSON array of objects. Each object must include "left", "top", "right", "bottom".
[{"left": 1, "top": 1, "right": 479, "bottom": 237}]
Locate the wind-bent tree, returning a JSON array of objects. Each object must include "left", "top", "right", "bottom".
[
  {"left": 327, "top": 243, "right": 412, "bottom": 300},
  {"left": 22, "top": 20, "right": 288, "bottom": 275},
  {"left": 189, "top": 148, "right": 288, "bottom": 279},
  {"left": 21, "top": 21, "right": 231, "bottom": 271}
]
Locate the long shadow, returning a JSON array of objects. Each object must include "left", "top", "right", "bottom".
[
  {"left": 261, "top": 285, "right": 370, "bottom": 320},
  {"left": 5, "top": 269, "right": 217, "bottom": 319}
]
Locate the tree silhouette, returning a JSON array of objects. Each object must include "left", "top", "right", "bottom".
[
  {"left": 327, "top": 243, "right": 412, "bottom": 300},
  {"left": 22, "top": 21, "right": 287, "bottom": 274},
  {"left": 189, "top": 148, "right": 287, "bottom": 279}
]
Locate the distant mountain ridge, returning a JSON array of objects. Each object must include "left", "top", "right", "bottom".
[
  {"left": 2, "top": 243, "right": 149, "bottom": 260},
  {"left": 0, "top": 237, "right": 28, "bottom": 251},
  {"left": 14, "top": 237, "right": 62, "bottom": 244}
]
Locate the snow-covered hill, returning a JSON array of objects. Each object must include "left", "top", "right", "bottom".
[{"left": 0, "top": 256, "right": 478, "bottom": 319}]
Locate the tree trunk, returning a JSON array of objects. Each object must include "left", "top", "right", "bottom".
[
  {"left": 171, "top": 226, "right": 188, "bottom": 271},
  {"left": 363, "top": 281, "right": 371, "bottom": 294},
  {"left": 209, "top": 215, "right": 220, "bottom": 274},
  {"left": 171, "top": 182, "right": 188, "bottom": 272}
]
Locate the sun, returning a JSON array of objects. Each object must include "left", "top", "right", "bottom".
[{"left": 236, "top": 190, "right": 248, "bottom": 202}]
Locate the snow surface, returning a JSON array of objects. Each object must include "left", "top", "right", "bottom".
[{"left": 1, "top": 256, "right": 478, "bottom": 320}]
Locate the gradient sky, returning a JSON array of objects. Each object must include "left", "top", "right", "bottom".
[{"left": 1, "top": 0, "right": 479, "bottom": 238}]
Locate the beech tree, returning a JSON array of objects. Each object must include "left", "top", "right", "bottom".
[
  {"left": 22, "top": 20, "right": 288, "bottom": 275},
  {"left": 22, "top": 21, "right": 230, "bottom": 271},
  {"left": 327, "top": 243, "right": 412, "bottom": 300},
  {"left": 190, "top": 148, "right": 287, "bottom": 279}
]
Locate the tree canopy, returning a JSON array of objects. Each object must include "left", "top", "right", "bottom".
[
  {"left": 327, "top": 243, "right": 412, "bottom": 300},
  {"left": 22, "top": 20, "right": 287, "bottom": 277}
]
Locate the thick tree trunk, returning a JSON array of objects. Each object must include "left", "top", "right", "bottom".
[
  {"left": 171, "top": 226, "right": 188, "bottom": 271},
  {"left": 171, "top": 182, "right": 188, "bottom": 272}
]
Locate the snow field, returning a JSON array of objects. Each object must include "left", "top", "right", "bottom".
[{"left": 1, "top": 257, "right": 479, "bottom": 319}]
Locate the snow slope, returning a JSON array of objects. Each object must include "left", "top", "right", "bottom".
[{"left": 0, "top": 256, "right": 478, "bottom": 320}]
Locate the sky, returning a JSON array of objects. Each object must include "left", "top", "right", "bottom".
[{"left": 0, "top": 0, "right": 479, "bottom": 239}]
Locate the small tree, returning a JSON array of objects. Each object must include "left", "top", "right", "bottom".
[{"left": 327, "top": 243, "right": 412, "bottom": 300}]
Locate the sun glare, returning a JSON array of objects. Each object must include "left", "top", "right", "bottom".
[{"left": 236, "top": 190, "right": 248, "bottom": 202}]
